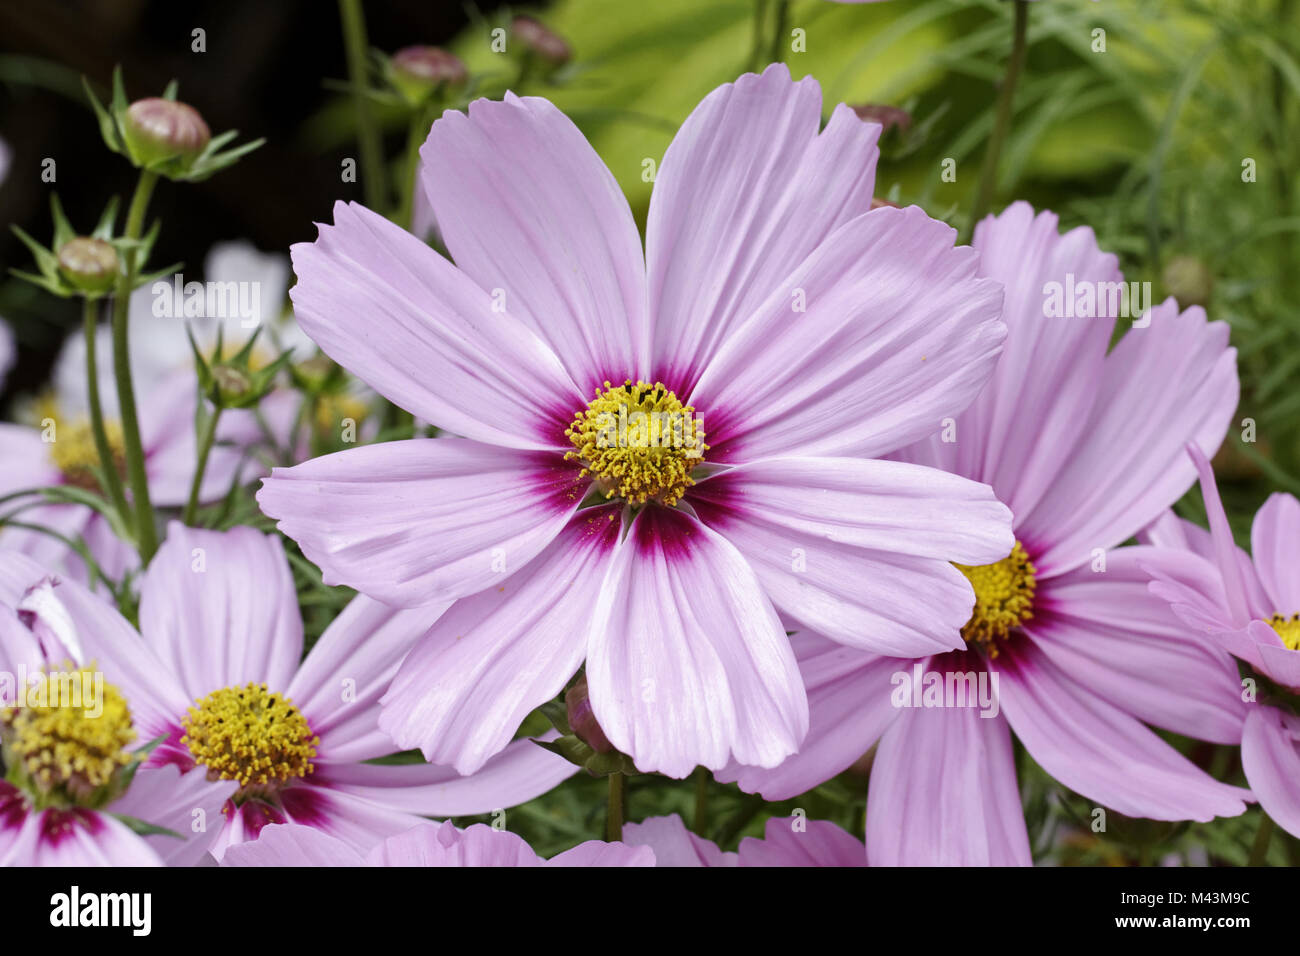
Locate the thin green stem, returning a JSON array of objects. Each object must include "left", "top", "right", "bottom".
[
  {"left": 605, "top": 772, "right": 625, "bottom": 842},
  {"left": 397, "top": 107, "right": 428, "bottom": 231},
  {"left": 692, "top": 767, "right": 710, "bottom": 836},
  {"left": 81, "top": 296, "right": 130, "bottom": 521},
  {"left": 750, "top": 0, "right": 770, "bottom": 72},
  {"left": 182, "top": 405, "right": 222, "bottom": 526},
  {"left": 769, "top": 0, "right": 790, "bottom": 66},
  {"left": 967, "top": 0, "right": 1029, "bottom": 238},
  {"left": 112, "top": 168, "right": 159, "bottom": 562},
  {"left": 1248, "top": 813, "right": 1276, "bottom": 866},
  {"left": 338, "top": 0, "right": 386, "bottom": 211}
]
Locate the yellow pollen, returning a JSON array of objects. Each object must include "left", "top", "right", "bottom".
[
  {"left": 182, "top": 683, "right": 318, "bottom": 788},
  {"left": 1267, "top": 613, "right": 1300, "bottom": 651},
  {"left": 1, "top": 668, "right": 134, "bottom": 798},
  {"left": 956, "top": 541, "right": 1037, "bottom": 657},
  {"left": 48, "top": 419, "right": 126, "bottom": 491},
  {"left": 564, "top": 380, "right": 707, "bottom": 506}
]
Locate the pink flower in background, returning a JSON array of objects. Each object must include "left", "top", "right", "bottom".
[
  {"left": 0, "top": 566, "right": 236, "bottom": 865},
  {"left": 222, "top": 820, "right": 653, "bottom": 867},
  {"left": 258, "top": 64, "right": 1014, "bottom": 779},
  {"left": 722, "top": 202, "right": 1249, "bottom": 864},
  {"left": 1143, "top": 448, "right": 1300, "bottom": 838},
  {"left": 0, "top": 319, "right": 13, "bottom": 393},
  {"left": 0, "top": 523, "right": 574, "bottom": 861},
  {"left": 622, "top": 813, "right": 865, "bottom": 866}
]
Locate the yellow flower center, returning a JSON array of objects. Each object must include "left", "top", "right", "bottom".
[
  {"left": 564, "top": 380, "right": 707, "bottom": 506},
  {"left": 956, "top": 541, "right": 1037, "bottom": 657},
  {"left": 314, "top": 393, "right": 370, "bottom": 432},
  {"left": 1267, "top": 613, "right": 1300, "bottom": 651},
  {"left": 182, "top": 683, "right": 318, "bottom": 788},
  {"left": 1, "top": 668, "right": 135, "bottom": 804},
  {"left": 48, "top": 419, "right": 126, "bottom": 491}
]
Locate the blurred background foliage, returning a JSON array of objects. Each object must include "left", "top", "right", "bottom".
[{"left": 2, "top": 0, "right": 1298, "bottom": 864}]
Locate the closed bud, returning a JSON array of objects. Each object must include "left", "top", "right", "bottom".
[
  {"left": 511, "top": 16, "right": 572, "bottom": 67},
  {"left": 123, "top": 98, "right": 211, "bottom": 166},
  {"left": 57, "top": 237, "right": 119, "bottom": 295},
  {"left": 389, "top": 46, "right": 468, "bottom": 105},
  {"left": 1162, "top": 254, "right": 1213, "bottom": 308},
  {"left": 564, "top": 676, "right": 613, "bottom": 754}
]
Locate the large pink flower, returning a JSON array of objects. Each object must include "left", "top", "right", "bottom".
[
  {"left": 222, "top": 820, "right": 653, "bottom": 867},
  {"left": 257, "top": 64, "right": 1014, "bottom": 779},
  {"left": 722, "top": 202, "right": 1250, "bottom": 864},
  {"left": 0, "top": 523, "right": 574, "bottom": 862},
  {"left": 1143, "top": 448, "right": 1300, "bottom": 839}
]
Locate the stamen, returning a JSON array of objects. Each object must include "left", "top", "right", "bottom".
[
  {"left": 564, "top": 379, "right": 707, "bottom": 506},
  {"left": 955, "top": 541, "right": 1037, "bottom": 657},
  {"left": 1267, "top": 613, "right": 1300, "bottom": 651},
  {"left": 182, "top": 683, "right": 318, "bottom": 789}
]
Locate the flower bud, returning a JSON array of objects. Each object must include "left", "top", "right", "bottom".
[
  {"left": 565, "top": 676, "right": 613, "bottom": 754},
  {"left": 389, "top": 46, "right": 468, "bottom": 104},
  {"left": 56, "top": 237, "right": 119, "bottom": 295},
  {"left": 511, "top": 16, "right": 572, "bottom": 67},
  {"left": 1162, "top": 254, "right": 1213, "bottom": 308},
  {"left": 122, "top": 98, "right": 211, "bottom": 166},
  {"left": 850, "top": 104, "right": 913, "bottom": 136}
]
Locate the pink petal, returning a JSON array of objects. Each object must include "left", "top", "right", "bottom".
[
  {"left": 692, "top": 206, "right": 1004, "bottom": 462},
  {"left": 738, "top": 816, "right": 866, "bottom": 867},
  {"left": 139, "top": 522, "right": 302, "bottom": 699},
  {"left": 421, "top": 93, "right": 646, "bottom": 388},
  {"left": 866, "top": 686, "right": 1031, "bottom": 866},
  {"left": 621, "top": 814, "right": 738, "bottom": 867},
  {"left": 367, "top": 822, "right": 540, "bottom": 866},
  {"left": 719, "top": 631, "right": 899, "bottom": 799},
  {"left": 548, "top": 841, "right": 656, "bottom": 867},
  {"left": 380, "top": 505, "right": 620, "bottom": 772},
  {"left": 287, "top": 594, "right": 453, "bottom": 763},
  {"left": 1027, "top": 547, "right": 1247, "bottom": 744},
  {"left": 1252, "top": 493, "right": 1300, "bottom": 613},
  {"left": 1022, "top": 300, "right": 1237, "bottom": 576},
  {"left": 691, "top": 457, "right": 1012, "bottom": 655},
  {"left": 993, "top": 642, "right": 1250, "bottom": 821},
  {"left": 647, "top": 65, "right": 880, "bottom": 392},
  {"left": 586, "top": 506, "right": 807, "bottom": 777},
  {"left": 1240, "top": 705, "right": 1300, "bottom": 839},
  {"left": 290, "top": 199, "right": 581, "bottom": 449},
  {"left": 897, "top": 204, "right": 1117, "bottom": 519},
  {"left": 222, "top": 823, "right": 364, "bottom": 866},
  {"left": 314, "top": 735, "right": 577, "bottom": 817},
  {"left": 258, "top": 439, "right": 585, "bottom": 607},
  {"left": 110, "top": 765, "right": 238, "bottom": 866}
]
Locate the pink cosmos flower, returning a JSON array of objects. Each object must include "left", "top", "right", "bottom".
[
  {"left": 622, "top": 813, "right": 865, "bottom": 866},
  {"left": 257, "top": 64, "right": 1015, "bottom": 779},
  {"left": 0, "top": 319, "right": 13, "bottom": 392},
  {"left": 0, "top": 569, "right": 236, "bottom": 865},
  {"left": 222, "top": 820, "right": 653, "bottom": 867},
  {"left": 721, "top": 202, "right": 1250, "bottom": 864},
  {"left": 1143, "top": 448, "right": 1300, "bottom": 838},
  {"left": 0, "top": 523, "right": 574, "bottom": 862}
]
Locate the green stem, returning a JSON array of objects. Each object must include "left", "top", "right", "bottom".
[
  {"left": 605, "top": 772, "right": 625, "bottom": 842},
  {"left": 397, "top": 108, "right": 428, "bottom": 231},
  {"left": 1248, "top": 813, "right": 1276, "bottom": 867},
  {"left": 692, "top": 767, "right": 710, "bottom": 836},
  {"left": 769, "top": 0, "right": 790, "bottom": 66},
  {"left": 112, "top": 168, "right": 159, "bottom": 562},
  {"left": 338, "top": 0, "right": 386, "bottom": 212},
  {"left": 750, "top": 0, "right": 770, "bottom": 72},
  {"left": 182, "top": 405, "right": 222, "bottom": 526},
  {"left": 967, "top": 0, "right": 1029, "bottom": 237},
  {"left": 81, "top": 296, "right": 130, "bottom": 521}
]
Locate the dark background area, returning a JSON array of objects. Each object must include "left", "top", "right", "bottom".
[{"left": 0, "top": 0, "right": 507, "bottom": 404}]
